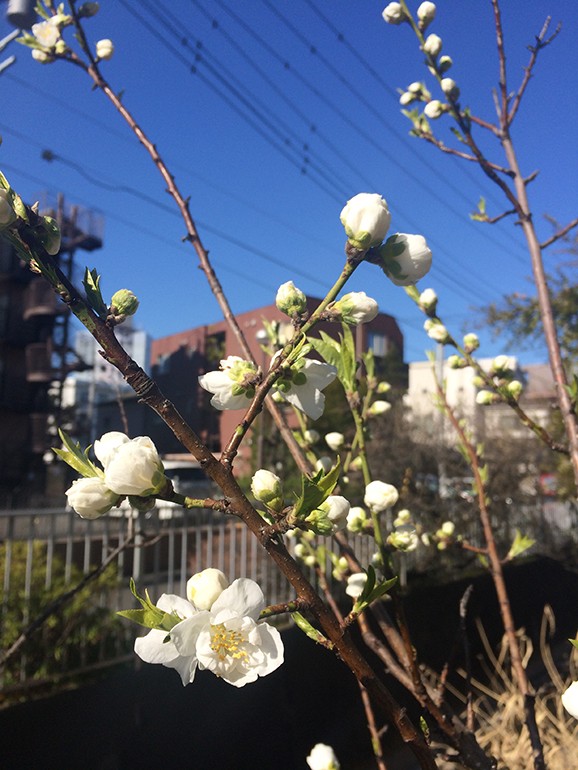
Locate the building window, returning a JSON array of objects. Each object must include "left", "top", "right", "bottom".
[{"left": 368, "top": 332, "right": 388, "bottom": 357}]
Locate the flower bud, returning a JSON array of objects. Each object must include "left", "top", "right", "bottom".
[
  {"left": 439, "top": 55, "right": 453, "bottom": 73},
  {"left": 78, "top": 2, "right": 100, "bottom": 17},
  {"left": 0, "top": 189, "right": 16, "bottom": 229},
  {"left": 447, "top": 354, "right": 466, "bottom": 369},
  {"left": 418, "top": 288, "right": 438, "bottom": 314},
  {"left": 294, "top": 543, "right": 307, "bottom": 560},
  {"left": 424, "top": 319, "right": 450, "bottom": 344},
  {"left": 340, "top": 193, "right": 391, "bottom": 250},
  {"left": 315, "top": 456, "right": 333, "bottom": 474},
  {"left": 378, "top": 233, "right": 432, "bottom": 286},
  {"left": 349, "top": 456, "right": 363, "bottom": 472},
  {"left": 562, "top": 681, "right": 578, "bottom": 719},
  {"left": 441, "top": 77, "right": 460, "bottom": 100},
  {"left": 417, "top": 2, "right": 436, "bottom": 26},
  {"left": 333, "top": 291, "right": 378, "bottom": 325},
  {"left": 345, "top": 573, "right": 367, "bottom": 599},
  {"left": 364, "top": 480, "right": 399, "bottom": 512},
  {"left": 381, "top": 2, "right": 406, "bottom": 25},
  {"left": 103, "top": 436, "right": 166, "bottom": 496},
  {"left": 276, "top": 280, "right": 307, "bottom": 317},
  {"left": 66, "top": 476, "right": 119, "bottom": 519},
  {"left": 306, "top": 495, "right": 350, "bottom": 535},
  {"left": 423, "top": 33, "right": 443, "bottom": 58},
  {"left": 492, "top": 355, "right": 512, "bottom": 375},
  {"left": 399, "top": 91, "right": 415, "bottom": 106},
  {"left": 111, "top": 289, "right": 139, "bottom": 318},
  {"left": 387, "top": 530, "right": 418, "bottom": 551},
  {"left": 506, "top": 380, "right": 523, "bottom": 400},
  {"left": 476, "top": 389, "right": 498, "bottom": 406},
  {"left": 424, "top": 99, "right": 445, "bottom": 120},
  {"left": 251, "top": 469, "right": 284, "bottom": 512},
  {"left": 346, "top": 506, "right": 368, "bottom": 533},
  {"left": 186, "top": 568, "right": 228, "bottom": 610},
  {"left": 325, "top": 432, "right": 345, "bottom": 452},
  {"left": 377, "top": 381, "right": 391, "bottom": 394},
  {"left": 32, "top": 49, "right": 53, "bottom": 63},
  {"left": 463, "top": 333, "right": 480, "bottom": 353},
  {"left": 440, "top": 521, "right": 455, "bottom": 537},
  {"left": 368, "top": 400, "right": 391, "bottom": 417},
  {"left": 96, "top": 38, "right": 114, "bottom": 60},
  {"left": 408, "top": 81, "right": 423, "bottom": 94},
  {"left": 303, "top": 429, "right": 320, "bottom": 445},
  {"left": 393, "top": 508, "right": 412, "bottom": 526}
]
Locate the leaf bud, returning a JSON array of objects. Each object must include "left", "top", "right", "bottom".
[
  {"left": 38, "top": 215, "right": 61, "bottom": 255},
  {"left": 78, "top": 2, "right": 100, "bottom": 18}
]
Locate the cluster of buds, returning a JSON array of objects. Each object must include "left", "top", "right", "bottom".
[
  {"left": 424, "top": 318, "right": 451, "bottom": 344},
  {"left": 435, "top": 520, "right": 456, "bottom": 550},
  {"left": 399, "top": 81, "right": 431, "bottom": 107},
  {"left": 346, "top": 506, "right": 369, "bottom": 534},
  {"left": 387, "top": 508, "right": 419, "bottom": 551},
  {"left": 476, "top": 355, "right": 524, "bottom": 406}
]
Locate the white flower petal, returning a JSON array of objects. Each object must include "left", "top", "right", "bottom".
[{"left": 211, "top": 578, "right": 265, "bottom": 620}]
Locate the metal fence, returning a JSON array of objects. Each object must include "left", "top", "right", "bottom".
[{"left": 1, "top": 499, "right": 576, "bottom": 697}]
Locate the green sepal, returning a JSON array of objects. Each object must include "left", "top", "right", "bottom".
[
  {"left": 292, "top": 459, "right": 341, "bottom": 520},
  {"left": 52, "top": 428, "right": 100, "bottom": 478},
  {"left": 506, "top": 530, "right": 535, "bottom": 561},
  {"left": 116, "top": 578, "right": 182, "bottom": 632},
  {"left": 83, "top": 267, "right": 108, "bottom": 317},
  {"left": 291, "top": 611, "right": 331, "bottom": 646}
]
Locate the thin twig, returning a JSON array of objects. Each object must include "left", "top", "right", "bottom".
[{"left": 540, "top": 217, "right": 578, "bottom": 250}]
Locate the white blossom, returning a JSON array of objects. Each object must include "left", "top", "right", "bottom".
[
  {"left": 340, "top": 193, "right": 391, "bottom": 250},
  {"left": 364, "top": 480, "right": 399, "bottom": 512},
  {"left": 424, "top": 99, "right": 445, "bottom": 119},
  {"left": 187, "top": 568, "right": 228, "bottom": 611},
  {"left": 325, "top": 432, "right": 345, "bottom": 452},
  {"left": 32, "top": 20, "right": 60, "bottom": 48},
  {"left": 136, "top": 578, "right": 284, "bottom": 688},
  {"left": 306, "top": 743, "right": 341, "bottom": 770},
  {"left": 441, "top": 77, "right": 459, "bottom": 99},
  {"left": 345, "top": 573, "right": 367, "bottom": 599},
  {"left": 333, "top": 291, "right": 379, "bottom": 325},
  {"left": 94, "top": 431, "right": 131, "bottom": 467},
  {"left": 275, "top": 359, "right": 337, "bottom": 420},
  {"left": 199, "top": 356, "right": 258, "bottom": 411},
  {"left": 417, "top": 2, "right": 436, "bottom": 25},
  {"left": 380, "top": 233, "right": 432, "bottom": 286},
  {"left": 381, "top": 3, "right": 405, "bottom": 25},
  {"left": 424, "top": 319, "right": 450, "bottom": 344},
  {"left": 103, "top": 436, "right": 166, "bottom": 496},
  {"left": 96, "top": 38, "right": 114, "bottom": 60},
  {"left": 423, "top": 33, "right": 443, "bottom": 57},
  {"left": 65, "top": 476, "right": 119, "bottom": 519},
  {"left": 562, "top": 681, "right": 578, "bottom": 719}
]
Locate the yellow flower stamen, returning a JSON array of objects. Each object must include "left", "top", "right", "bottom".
[{"left": 210, "top": 624, "right": 248, "bottom": 662}]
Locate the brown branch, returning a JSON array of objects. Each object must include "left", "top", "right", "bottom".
[
  {"left": 418, "top": 131, "right": 513, "bottom": 176},
  {"left": 507, "top": 17, "right": 561, "bottom": 126},
  {"left": 540, "top": 217, "right": 578, "bottom": 250},
  {"left": 434, "top": 376, "right": 546, "bottom": 770}
]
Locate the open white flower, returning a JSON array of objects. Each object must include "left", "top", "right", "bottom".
[
  {"left": 306, "top": 743, "right": 341, "bottom": 770},
  {"left": 275, "top": 359, "right": 337, "bottom": 420},
  {"left": 562, "top": 680, "right": 578, "bottom": 719},
  {"left": 65, "top": 476, "right": 119, "bottom": 519},
  {"left": 364, "top": 480, "right": 399, "bottom": 512},
  {"left": 32, "top": 20, "right": 60, "bottom": 49},
  {"left": 172, "top": 578, "right": 284, "bottom": 687},
  {"left": 199, "top": 356, "right": 258, "bottom": 411},
  {"left": 103, "top": 435, "right": 166, "bottom": 496},
  {"left": 345, "top": 573, "right": 367, "bottom": 599}
]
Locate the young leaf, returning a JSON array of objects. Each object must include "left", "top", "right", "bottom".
[
  {"left": 292, "top": 460, "right": 341, "bottom": 519},
  {"left": 52, "top": 428, "right": 100, "bottom": 477},
  {"left": 291, "top": 612, "right": 331, "bottom": 646},
  {"left": 83, "top": 267, "right": 108, "bottom": 317},
  {"left": 506, "top": 530, "right": 535, "bottom": 561}
]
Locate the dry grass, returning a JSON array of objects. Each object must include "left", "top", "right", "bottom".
[{"left": 434, "top": 606, "right": 578, "bottom": 769}]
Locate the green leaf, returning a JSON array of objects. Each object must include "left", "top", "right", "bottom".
[
  {"left": 506, "top": 530, "right": 535, "bottom": 561},
  {"left": 352, "top": 567, "right": 397, "bottom": 614},
  {"left": 292, "top": 460, "right": 341, "bottom": 519},
  {"left": 291, "top": 612, "right": 331, "bottom": 646},
  {"left": 117, "top": 578, "right": 182, "bottom": 632},
  {"left": 83, "top": 267, "right": 108, "bottom": 317},
  {"left": 569, "top": 639, "right": 578, "bottom": 649},
  {"left": 52, "top": 428, "right": 100, "bottom": 477}
]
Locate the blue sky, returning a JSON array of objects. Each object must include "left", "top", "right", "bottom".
[{"left": 1, "top": 0, "right": 577, "bottom": 364}]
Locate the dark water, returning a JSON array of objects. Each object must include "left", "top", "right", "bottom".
[{"left": 1, "top": 557, "right": 576, "bottom": 770}]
